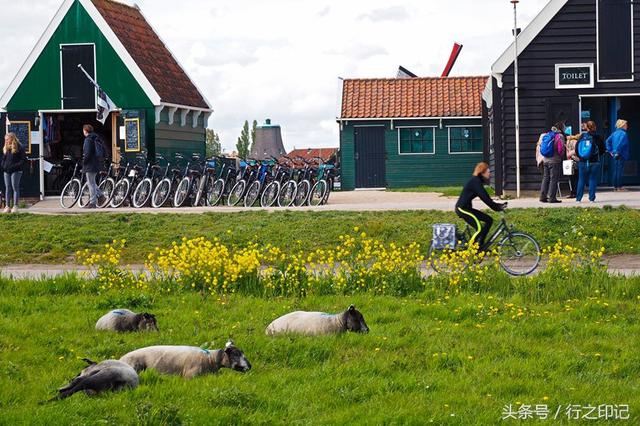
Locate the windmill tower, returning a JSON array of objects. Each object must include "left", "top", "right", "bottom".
[{"left": 250, "top": 119, "right": 286, "bottom": 160}]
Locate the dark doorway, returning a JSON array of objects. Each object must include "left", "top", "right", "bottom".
[
  {"left": 61, "top": 44, "right": 96, "bottom": 110},
  {"left": 354, "top": 126, "right": 386, "bottom": 188}
]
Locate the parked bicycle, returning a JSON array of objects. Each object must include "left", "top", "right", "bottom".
[
  {"left": 428, "top": 206, "right": 541, "bottom": 276},
  {"left": 59, "top": 161, "right": 85, "bottom": 209},
  {"left": 151, "top": 153, "right": 183, "bottom": 208}
]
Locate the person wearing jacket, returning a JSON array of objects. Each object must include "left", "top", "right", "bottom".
[
  {"left": 539, "top": 122, "right": 566, "bottom": 203},
  {"left": 565, "top": 123, "right": 586, "bottom": 198},
  {"left": 605, "top": 119, "right": 631, "bottom": 192},
  {"left": 82, "top": 124, "right": 104, "bottom": 208},
  {"left": 455, "top": 162, "right": 507, "bottom": 252},
  {"left": 2, "top": 132, "right": 26, "bottom": 213},
  {"left": 575, "top": 121, "right": 606, "bottom": 203}
]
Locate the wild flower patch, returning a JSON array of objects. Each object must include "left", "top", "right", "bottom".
[{"left": 76, "top": 230, "right": 615, "bottom": 300}]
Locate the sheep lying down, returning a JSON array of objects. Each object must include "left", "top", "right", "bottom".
[
  {"left": 266, "top": 305, "right": 370, "bottom": 336},
  {"left": 120, "top": 340, "right": 251, "bottom": 379},
  {"left": 51, "top": 359, "right": 138, "bottom": 401},
  {"left": 95, "top": 309, "right": 158, "bottom": 332}
]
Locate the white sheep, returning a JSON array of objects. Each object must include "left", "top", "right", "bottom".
[
  {"left": 50, "top": 359, "right": 138, "bottom": 401},
  {"left": 95, "top": 309, "right": 158, "bottom": 332},
  {"left": 119, "top": 340, "right": 251, "bottom": 379},
  {"left": 265, "top": 305, "right": 370, "bottom": 336}
]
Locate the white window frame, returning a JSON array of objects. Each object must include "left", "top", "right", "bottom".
[
  {"left": 59, "top": 43, "right": 97, "bottom": 110},
  {"left": 555, "top": 63, "right": 595, "bottom": 89},
  {"left": 447, "top": 125, "right": 483, "bottom": 155},
  {"left": 397, "top": 126, "right": 436, "bottom": 156},
  {"left": 596, "top": 0, "right": 635, "bottom": 83}
]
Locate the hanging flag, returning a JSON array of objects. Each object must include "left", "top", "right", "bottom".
[{"left": 77, "top": 64, "right": 118, "bottom": 124}]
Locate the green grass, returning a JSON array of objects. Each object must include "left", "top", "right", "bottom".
[
  {"left": 388, "top": 186, "right": 495, "bottom": 197},
  {"left": 0, "top": 207, "right": 638, "bottom": 265},
  {"left": 1, "top": 277, "right": 638, "bottom": 424}
]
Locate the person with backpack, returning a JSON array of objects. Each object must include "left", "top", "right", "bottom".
[
  {"left": 575, "top": 121, "right": 606, "bottom": 203},
  {"left": 82, "top": 124, "right": 105, "bottom": 208},
  {"left": 605, "top": 119, "right": 631, "bottom": 192},
  {"left": 2, "top": 132, "right": 26, "bottom": 213},
  {"left": 539, "top": 122, "right": 566, "bottom": 203}
]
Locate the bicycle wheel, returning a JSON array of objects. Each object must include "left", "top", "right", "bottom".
[
  {"left": 294, "top": 180, "right": 310, "bottom": 207},
  {"left": 77, "top": 183, "right": 91, "bottom": 208},
  {"left": 110, "top": 179, "right": 131, "bottom": 208},
  {"left": 498, "top": 232, "right": 541, "bottom": 276},
  {"left": 207, "top": 179, "right": 225, "bottom": 206},
  {"left": 151, "top": 179, "right": 171, "bottom": 208},
  {"left": 194, "top": 176, "right": 210, "bottom": 207},
  {"left": 278, "top": 180, "right": 297, "bottom": 207},
  {"left": 132, "top": 178, "right": 153, "bottom": 208},
  {"left": 260, "top": 181, "right": 280, "bottom": 207},
  {"left": 244, "top": 181, "right": 261, "bottom": 207},
  {"left": 227, "top": 180, "right": 246, "bottom": 207},
  {"left": 173, "top": 177, "right": 191, "bottom": 207},
  {"left": 98, "top": 178, "right": 115, "bottom": 208},
  {"left": 308, "top": 180, "right": 328, "bottom": 206},
  {"left": 60, "top": 179, "right": 81, "bottom": 209},
  {"left": 322, "top": 178, "right": 333, "bottom": 205}
]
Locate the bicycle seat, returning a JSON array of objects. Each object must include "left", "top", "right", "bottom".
[
  {"left": 171, "top": 168, "right": 182, "bottom": 174},
  {"left": 151, "top": 164, "right": 163, "bottom": 171},
  {"left": 189, "top": 170, "right": 202, "bottom": 177}
]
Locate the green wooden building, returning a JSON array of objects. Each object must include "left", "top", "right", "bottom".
[
  {"left": 0, "top": 0, "right": 212, "bottom": 199},
  {"left": 338, "top": 76, "right": 488, "bottom": 190}
]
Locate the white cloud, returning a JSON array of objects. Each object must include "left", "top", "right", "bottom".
[{"left": 0, "top": 0, "right": 549, "bottom": 152}]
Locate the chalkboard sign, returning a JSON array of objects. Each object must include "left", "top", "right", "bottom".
[
  {"left": 124, "top": 118, "right": 141, "bottom": 152},
  {"left": 7, "top": 121, "right": 31, "bottom": 154}
]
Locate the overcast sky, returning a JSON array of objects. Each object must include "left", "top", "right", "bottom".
[{"left": 0, "top": 0, "right": 549, "bottom": 152}]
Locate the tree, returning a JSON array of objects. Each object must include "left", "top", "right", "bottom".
[
  {"left": 250, "top": 120, "right": 258, "bottom": 153},
  {"left": 205, "top": 129, "right": 222, "bottom": 157},
  {"left": 236, "top": 120, "right": 251, "bottom": 159}
]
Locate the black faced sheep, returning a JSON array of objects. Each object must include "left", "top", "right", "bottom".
[
  {"left": 49, "top": 359, "right": 138, "bottom": 401},
  {"left": 265, "top": 305, "right": 370, "bottom": 336},
  {"left": 95, "top": 309, "right": 158, "bottom": 332},
  {"left": 119, "top": 340, "right": 251, "bottom": 379}
]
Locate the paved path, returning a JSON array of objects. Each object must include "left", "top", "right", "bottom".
[
  {"left": 3, "top": 255, "right": 639, "bottom": 279},
  {"left": 19, "top": 188, "right": 640, "bottom": 215}
]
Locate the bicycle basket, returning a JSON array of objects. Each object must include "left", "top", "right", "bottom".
[{"left": 432, "top": 223, "right": 457, "bottom": 250}]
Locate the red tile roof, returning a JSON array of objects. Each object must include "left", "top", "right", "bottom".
[
  {"left": 340, "top": 76, "right": 488, "bottom": 119},
  {"left": 92, "top": 0, "right": 209, "bottom": 109},
  {"left": 285, "top": 148, "right": 338, "bottom": 163}
]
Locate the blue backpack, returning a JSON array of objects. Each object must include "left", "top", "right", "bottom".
[
  {"left": 577, "top": 133, "right": 598, "bottom": 160},
  {"left": 540, "top": 131, "right": 557, "bottom": 158}
]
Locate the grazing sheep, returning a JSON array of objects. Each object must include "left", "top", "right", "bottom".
[
  {"left": 50, "top": 359, "right": 138, "bottom": 401},
  {"left": 119, "top": 340, "right": 251, "bottom": 379},
  {"left": 95, "top": 309, "right": 158, "bottom": 332},
  {"left": 265, "top": 305, "right": 370, "bottom": 336}
]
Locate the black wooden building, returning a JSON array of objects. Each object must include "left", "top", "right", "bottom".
[{"left": 484, "top": 0, "right": 640, "bottom": 195}]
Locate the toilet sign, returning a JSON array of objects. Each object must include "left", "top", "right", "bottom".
[{"left": 555, "top": 63, "right": 594, "bottom": 89}]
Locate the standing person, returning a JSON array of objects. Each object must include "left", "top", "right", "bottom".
[
  {"left": 575, "top": 121, "right": 606, "bottom": 203},
  {"left": 455, "top": 162, "right": 507, "bottom": 252},
  {"left": 82, "top": 124, "right": 103, "bottom": 208},
  {"left": 565, "top": 123, "right": 586, "bottom": 198},
  {"left": 539, "top": 122, "right": 566, "bottom": 203},
  {"left": 606, "top": 119, "right": 631, "bottom": 192},
  {"left": 2, "top": 132, "right": 26, "bottom": 213}
]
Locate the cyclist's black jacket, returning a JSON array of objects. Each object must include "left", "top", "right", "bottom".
[{"left": 455, "top": 175, "right": 502, "bottom": 212}]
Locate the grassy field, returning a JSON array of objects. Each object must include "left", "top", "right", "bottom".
[
  {"left": 388, "top": 186, "right": 495, "bottom": 197},
  {"left": 1, "top": 277, "right": 638, "bottom": 425},
  {"left": 0, "top": 207, "right": 639, "bottom": 265}
]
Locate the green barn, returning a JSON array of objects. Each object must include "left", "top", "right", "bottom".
[
  {"left": 0, "top": 0, "right": 212, "bottom": 199},
  {"left": 338, "top": 76, "right": 487, "bottom": 190}
]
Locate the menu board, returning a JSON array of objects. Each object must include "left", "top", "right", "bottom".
[
  {"left": 7, "top": 121, "right": 31, "bottom": 154},
  {"left": 124, "top": 118, "right": 141, "bottom": 152}
]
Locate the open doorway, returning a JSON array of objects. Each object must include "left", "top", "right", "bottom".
[
  {"left": 42, "top": 112, "right": 114, "bottom": 196},
  {"left": 580, "top": 96, "right": 640, "bottom": 187}
]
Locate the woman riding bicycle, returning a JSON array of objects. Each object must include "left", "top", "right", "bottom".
[{"left": 455, "top": 162, "right": 507, "bottom": 252}]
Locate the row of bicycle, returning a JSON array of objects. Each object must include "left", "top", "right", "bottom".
[{"left": 59, "top": 153, "right": 338, "bottom": 209}]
